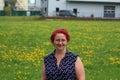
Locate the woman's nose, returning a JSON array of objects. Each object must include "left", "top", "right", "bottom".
[{"left": 58, "top": 41, "right": 63, "bottom": 44}]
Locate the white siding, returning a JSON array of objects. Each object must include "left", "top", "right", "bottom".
[
  {"left": 0, "top": 0, "right": 4, "bottom": 10},
  {"left": 116, "top": 5, "right": 120, "bottom": 18},
  {"left": 67, "top": 3, "right": 104, "bottom": 18},
  {"left": 48, "top": 0, "right": 67, "bottom": 16},
  {"left": 44, "top": 0, "right": 120, "bottom": 18},
  {"left": 67, "top": 3, "right": 120, "bottom": 18}
]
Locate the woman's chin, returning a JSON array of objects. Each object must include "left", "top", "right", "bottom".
[{"left": 56, "top": 47, "right": 64, "bottom": 51}]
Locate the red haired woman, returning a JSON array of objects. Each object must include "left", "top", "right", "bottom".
[{"left": 42, "top": 28, "right": 85, "bottom": 80}]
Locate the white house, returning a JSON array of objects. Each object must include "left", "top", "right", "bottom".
[
  {"left": 0, "top": 0, "right": 120, "bottom": 18},
  {"left": 41, "top": 0, "right": 120, "bottom": 18},
  {"left": 0, "top": 0, "right": 4, "bottom": 10},
  {"left": 15, "top": 0, "right": 28, "bottom": 10},
  {"left": 0, "top": 0, "right": 28, "bottom": 10},
  {"left": 28, "top": 0, "right": 41, "bottom": 10},
  {"left": 0, "top": 0, "right": 41, "bottom": 11}
]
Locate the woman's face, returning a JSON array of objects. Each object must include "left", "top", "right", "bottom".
[{"left": 53, "top": 33, "right": 68, "bottom": 51}]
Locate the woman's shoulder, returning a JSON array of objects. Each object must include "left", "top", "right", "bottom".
[{"left": 66, "top": 51, "right": 79, "bottom": 63}]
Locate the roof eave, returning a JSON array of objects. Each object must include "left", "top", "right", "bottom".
[{"left": 67, "top": 0, "right": 120, "bottom": 4}]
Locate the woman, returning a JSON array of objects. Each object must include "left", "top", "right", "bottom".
[{"left": 42, "top": 28, "right": 85, "bottom": 80}]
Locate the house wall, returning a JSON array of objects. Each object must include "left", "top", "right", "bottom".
[
  {"left": 67, "top": 2, "right": 120, "bottom": 18},
  {"left": 46, "top": 1, "right": 105, "bottom": 17},
  {"left": 45, "top": 0, "right": 120, "bottom": 18},
  {"left": 67, "top": 2, "right": 104, "bottom": 18},
  {"left": 41, "top": 0, "right": 47, "bottom": 15},
  {"left": 116, "top": 5, "right": 120, "bottom": 18},
  {"left": 15, "top": 0, "right": 28, "bottom": 10},
  {"left": 0, "top": 0, "right": 4, "bottom": 10},
  {"left": 47, "top": 0, "right": 67, "bottom": 16},
  {"left": 28, "top": 0, "right": 41, "bottom": 10},
  {"left": 36, "top": 0, "right": 41, "bottom": 7},
  {"left": 35, "top": 0, "right": 41, "bottom": 10},
  {"left": 0, "top": 0, "right": 28, "bottom": 11}
]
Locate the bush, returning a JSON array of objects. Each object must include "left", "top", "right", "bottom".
[{"left": 4, "top": 6, "right": 11, "bottom": 16}]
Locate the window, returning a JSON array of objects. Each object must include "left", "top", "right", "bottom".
[
  {"left": 56, "top": 8, "right": 59, "bottom": 16},
  {"left": 29, "top": 0, "right": 35, "bottom": 3},
  {"left": 56, "top": 8, "right": 59, "bottom": 12},
  {"left": 45, "top": 7, "right": 47, "bottom": 12},
  {"left": 104, "top": 6, "right": 115, "bottom": 18},
  {"left": 73, "top": 8, "right": 77, "bottom": 15}
]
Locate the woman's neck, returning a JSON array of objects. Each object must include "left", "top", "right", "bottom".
[
  {"left": 54, "top": 49, "right": 67, "bottom": 67},
  {"left": 55, "top": 49, "right": 66, "bottom": 55}
]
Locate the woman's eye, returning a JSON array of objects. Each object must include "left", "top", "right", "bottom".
[
  {"left": 55, "top": 39, "right": 66, "bottom": 42},
  {"left": 55, "top": 39, "right": 60, "bottom": 41},
  {"left": 61, "top": 39, "right": 65, "bottom": 42}
]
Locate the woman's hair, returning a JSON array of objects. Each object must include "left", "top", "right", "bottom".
[{"left": 50, "top": 28, "right": 70, "bottom": 43}]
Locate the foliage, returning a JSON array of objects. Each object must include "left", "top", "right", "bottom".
[
  {"left": 4, "top": 0, "right": 17, "bottom": 6},
  {"left": 8, "top": 0, "right": 17, "bottom": 5},
  {"left": 0, "top": 16, "right": 120, "bottom": 80},
  {"left": 4, "top": 6, "right": 11, "bottom": 16},
  {"left": 4, "top": 0, "right": 17, "bottom": 16}
]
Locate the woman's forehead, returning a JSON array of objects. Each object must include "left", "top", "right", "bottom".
[{"left": 55, "top": 33, "right": 66, "bottom": 38}]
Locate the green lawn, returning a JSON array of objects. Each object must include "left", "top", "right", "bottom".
[{"left": 0, "top": 16, "right": 120, "bottom": 80}]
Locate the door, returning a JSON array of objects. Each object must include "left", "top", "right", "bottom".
[
  {"left": 104, "top": 6, "right": 115, "bottom": 18},
  {"left": 73, "top": 8, "right": 77, "bottom": 16}
]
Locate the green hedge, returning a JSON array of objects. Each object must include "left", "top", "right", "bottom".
[
  {"left": 0, "top": 10, "right": 41, "bottom": 16},
  {"left": 12, "top": 10, "right": 26, "bottom": 16},
  {"left": 30, "top": 11, "right": 41, "bottom": 16},
  {"left": 0, "top": 11, "right": 5, "bottom": 16}
]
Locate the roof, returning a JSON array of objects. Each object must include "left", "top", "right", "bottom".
[{"left": 67, "top": 0, "right": 120, "bottom": 3}]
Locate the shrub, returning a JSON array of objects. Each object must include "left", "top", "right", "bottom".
[{"left": 4, "top": 6, "right": 11, "bottom": 16}]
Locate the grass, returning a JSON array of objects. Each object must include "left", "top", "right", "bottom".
[{"left": 0, "top": 16, "right": 120, "bottom": 80}]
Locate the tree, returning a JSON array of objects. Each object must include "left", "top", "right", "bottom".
[
  {"left": 4, "top": 0, "right": 17, "bottom": 16},
  {"left": 4, "top": 0, "right": 17, "bottom": 9},
  {"left": 8, "top": 0, "right": 17, "bottom": 10}
]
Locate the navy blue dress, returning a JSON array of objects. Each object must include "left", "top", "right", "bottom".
[{"left": 44, "top": 50, "right": 78, "bottom": 80}]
